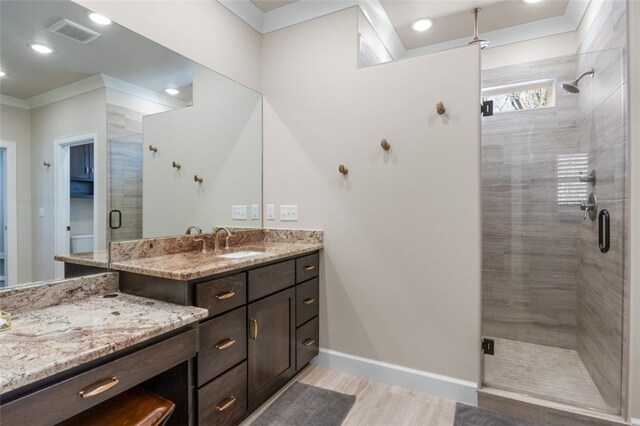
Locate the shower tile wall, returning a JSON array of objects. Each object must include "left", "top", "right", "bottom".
[
  {"left": 575, "top": 0, "right": 627, "bottom": 411},
  {"left": 106, "top": 104, "right": 144, "bottom": 242},
  {"left": 482, "top": 56, "right": 582, "bottom": 349}
]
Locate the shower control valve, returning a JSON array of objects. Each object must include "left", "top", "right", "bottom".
[{"left": 580, "top": 193, "right": 598, "bottom": 221}]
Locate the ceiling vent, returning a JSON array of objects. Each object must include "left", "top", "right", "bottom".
[{"left": 48, "top": 19, "right": 101, "bottom": 44}]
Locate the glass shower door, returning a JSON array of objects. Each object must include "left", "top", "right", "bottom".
[
  {"left": 108, "top": 134, "right": 143, "bottom": 242},
  {"left": 480, "top": 47, "right": 626, "bottom": 415}
]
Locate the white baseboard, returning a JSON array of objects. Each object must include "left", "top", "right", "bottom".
[{"left": 312, "top": 348, "right": 478, "bottom": 406}]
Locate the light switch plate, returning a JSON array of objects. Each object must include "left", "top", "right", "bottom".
[
  {"left": 232, "top": 205, "right": 247, "bottom": 220},
  {"left": 251, "top": 204, "right": 260, "bottom": 220},
  {"left": 266, "top": 204, "right": 275, "bottom": 220},
  {"left": 280, "top": 205, "right": 298, "bottom": 221}
]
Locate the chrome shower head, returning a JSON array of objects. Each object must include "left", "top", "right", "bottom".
[{"left": 561, "top": 69, "right": 594, "bottom": 94}]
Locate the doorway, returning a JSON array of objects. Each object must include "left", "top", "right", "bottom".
[{"left": 54, "top": 132, "right": 98, "bottom": 279}]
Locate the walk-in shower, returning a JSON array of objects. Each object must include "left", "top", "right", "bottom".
[{"left": 480, "top": 47, "right": 627, "bottom": 415}]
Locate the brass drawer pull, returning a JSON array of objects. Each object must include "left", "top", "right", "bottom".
[
  {"left": 215, "top": 291, "right": 236, "bottom": 300},
  {"left": 303, "top": 338, "right": 316, "bottom": 346},
  {"left": 303, "top": 298, "right": 316, "bottom": 305},
  {"left": 250, "top": 319, "right": 258, "bottom": 339},
  {"left": 303, "top": 265, "right": 316, "bottom": 271},
  {"left": 215, "top": 338, "right": 236, "bottom": 350},
  {"left": 216, "top": 395, "right": 237, "bottom": 412},
  {"left": 78, "top": 377, "right": 119, "bottom": 398}
]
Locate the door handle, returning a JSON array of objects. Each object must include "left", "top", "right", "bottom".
[
  {"left": 215, "top": 291, "right": 236, "bottom": 300},
  {"left": 109, "top": 210, "right": 122, "bottom": 229},
  {"left": 78, "top": 377, "right": 119, "bottom": 398},
  {"left": 303, "top": 298, "right": 316, "bottom": 305},
  {"left": 599, "top": 209, "right": 610, "bottom": 253},
  {"left": 250, "top": 319, "right": 258, "bottom": 339},
  {"left": 215, "top": 338, "right": 236, "bottom": 350}
]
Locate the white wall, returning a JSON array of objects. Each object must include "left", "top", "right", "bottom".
[
  {"left": 73, "top": 0, "right": 262, "bottom": 93},
  {"left": 143, "top": 64, "right": 262, "bottom": 236},
  {"left": 0, "top": 104, "right": 32, "bottom": 283},
  {"left": 262, "top": 8, "right": 482, "bottom": 384},
  {"left": 29, "top": 89, "right": 107, "bottom": 281},
  {"left": 628, "top": 0, "right": 640, "bottom": 420}
]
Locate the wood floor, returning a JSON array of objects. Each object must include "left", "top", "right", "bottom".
[
  {"left": 242, "top": 365, "right": 458, "bottom": 426},
  {"left": 483, "top": 338, "right": 613, "bottom": 413}
]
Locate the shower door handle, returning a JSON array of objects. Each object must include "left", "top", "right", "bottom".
[
  {"left": 109, "top": 210, "right": 122, "bottom": 230},
  {"left": 598, "top": 209, "right": 610, "bottom": 253}
]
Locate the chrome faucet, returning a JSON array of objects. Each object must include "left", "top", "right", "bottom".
[
  {"left": 194, "top": 237, "right": 208, "bottom": 254},
  {"left": 185, "top": 225, "right": 203, "bottom": 235},
  {"left": 213, "top": 227, "right": 233, "bottom": 251}
]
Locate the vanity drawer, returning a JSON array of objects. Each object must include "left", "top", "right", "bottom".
[
  {"left": 295, "top": 253, "right": 319, "bottom": 283},
  {"left": 296, "top": 316, "right": 319, "bottom": 371},
  {"left": 198, "top": 361, "right": 247, "bottom": 426},
  {"left": 248, "top": 260, "right": 295, "bottom": 302},
  {"left": 296, "top": 277, "right": 319, "bottom": 327},
  {"left": 0, "top": 329, "right": 196, "bottom": 426},
  {"left": 196, "top": 273, "right": 246, "bottom": 317},
  {"left": 198, "top": 307, "right": 247, "bottom": 386}
]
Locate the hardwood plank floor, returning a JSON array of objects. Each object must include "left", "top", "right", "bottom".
[{"left": 242, "top": 364, "right": 457, "bottom": 426}]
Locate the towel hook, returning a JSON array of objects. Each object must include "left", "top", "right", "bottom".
[
  {"left": 149, "top": 145, "right": 158, "bottom": 153},
  {"left": 338, "top": 164, "right": 348, "bottom": 175},
  {"left": 436, "top": 100, "right": 446, "bottom": 115},
  {"left": 194, "top": 175, "right": 203, "bottom": 184},
  {"left": 43, "top": 161, "right": 51, "bottom": 168},
  {"left": 380, "top": 139, "right": 391, "bottom": 151},
  {"left": 172, "top": 161, "right": 181, "bottom": 170}
]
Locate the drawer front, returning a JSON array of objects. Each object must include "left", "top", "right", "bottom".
[
  {"left": 248, "top": 260, "right": 295, "bottom": 302},
  {"left": 198, "top": 361, "right": 247, "bottom": 426},
  {"left": 198, "top": 307, "right": 247, "bottom": 386},
  {"left": 295, "top": 253, "right": 319, "bottom": 283},
  {"left": 1, "top": 329, "right": 196, "bottom": 426},
  {"left": 196, "top": 273, "right": 246, "bottom": 317},
  {"left": 296, "top": 316, "right": 319, "bottom": 371},
  {"left": 296, "top": 277, "right": 319, "bottom": 327}
]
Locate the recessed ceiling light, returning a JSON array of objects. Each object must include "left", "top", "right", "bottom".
[
  {"left": 28, "top": 43, "right": 54, "bottom": 54},
  {"left": 89, "top": 12, "right": 112, "bottom": 25},
  {"left": 164, "top": 88, "right": 180, "bottom": 96},
  {"left": 0, "top": 70, "right": 5, "bottom": 78},
  {"left": 411, "top": 18, "right": 433, "bottom": 32}
]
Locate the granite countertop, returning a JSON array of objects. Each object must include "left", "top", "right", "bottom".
[
  {"left": 110, "top": 241, "right": 323, "bottom": 281},
  {"left": 54, "top": 250, "right": 110, "bottom": 269},
  {"left": 0, "top": 292, "right": 208, "bottom": 394}
]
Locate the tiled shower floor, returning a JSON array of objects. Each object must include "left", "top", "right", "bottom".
[{"left": 483, "top": 338, "right": 615, "bottom": 413}]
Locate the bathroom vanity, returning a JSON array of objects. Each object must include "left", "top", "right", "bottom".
[
  {"left": 115, "top": 247, "right": 322, "bottom": 425},
  {"left": 48, "top": 231, "right": 323, "bottom": 425}
]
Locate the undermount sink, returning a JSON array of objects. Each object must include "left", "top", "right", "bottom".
[{"left": 216, "top": 250, "right": 265, "bottom": 259}]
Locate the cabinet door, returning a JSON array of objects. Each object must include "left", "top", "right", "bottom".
[
  {"left": 70, "top": 145, "right": 87, "bottom": 179},
  {"left": 247, "top": 288, "right": 295, "bottom": 410},
  {"left": 85, "top": 143, "right": 94, "bottom": 178}
]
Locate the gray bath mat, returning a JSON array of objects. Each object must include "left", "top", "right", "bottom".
[
  {"left": 454, "top": 403, "right": 543, "bottom": 426},
  {"left": 251, "top": 382, "right": 356, "bottom": 426}
]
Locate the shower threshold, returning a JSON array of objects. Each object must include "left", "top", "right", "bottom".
[{"left": 483, "top": 338, "right": 618, "bottom": 414}]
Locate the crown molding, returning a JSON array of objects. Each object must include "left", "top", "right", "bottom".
[
  {"left": 218, "top": 0, "right": 590, "bottom": 61},
  {"left": 0, "top": 74, "right": 185, "bottom": 110}
]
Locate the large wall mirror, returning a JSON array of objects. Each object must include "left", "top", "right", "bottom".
[{"left": 0, "top": 0, "right": 263, "bottom": 287}]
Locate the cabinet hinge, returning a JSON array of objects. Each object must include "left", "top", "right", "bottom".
[{"left": 482, "top": 338, "right": 494, "bottom": 355}]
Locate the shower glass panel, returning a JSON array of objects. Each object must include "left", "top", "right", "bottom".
[
  {"left": 108, "top": 134, "right": 143, "bottom": 242},
  {"left": 481, "top": 48, "right": 626, "bottom": 414}
]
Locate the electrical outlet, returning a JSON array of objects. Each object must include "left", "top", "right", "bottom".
[
  {"left": 266, "top": 204, "right": 275, "bottom": 220},
  {"left": 280, "top": 205, "right": 298, "bottom": 221},
  {"left": 232, "top": 205, "right": 247, "bottom": 220},
  {"left": 251, "top": 204, "right": 260, "bottom": 220}
]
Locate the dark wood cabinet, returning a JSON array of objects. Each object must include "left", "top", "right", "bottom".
[
  {"left": 247, "top": 288, "right": 296, "bottom": 410},
  {"left": 111, "top": 250, "right": 322, "bottom": 425},
  {"left": 70, "top": 144, "right": 94, "bottom": 181}
]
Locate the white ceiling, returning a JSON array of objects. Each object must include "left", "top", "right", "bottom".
[
  {"left": 219, "top": 0, "right": 590, "bottom": 58},
  {"left": 251, "top": 0, "right": 298, "bottom": 13},
  {"left": 381, "top": 0, "right": 570, "bottom": 50},
  {"left": 0, "top": 0, "right": 194, "bottom": 102}
]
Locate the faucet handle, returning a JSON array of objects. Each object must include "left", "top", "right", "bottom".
[{"left": 194, "top": 238, "right": 207, "bottom": 253}]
